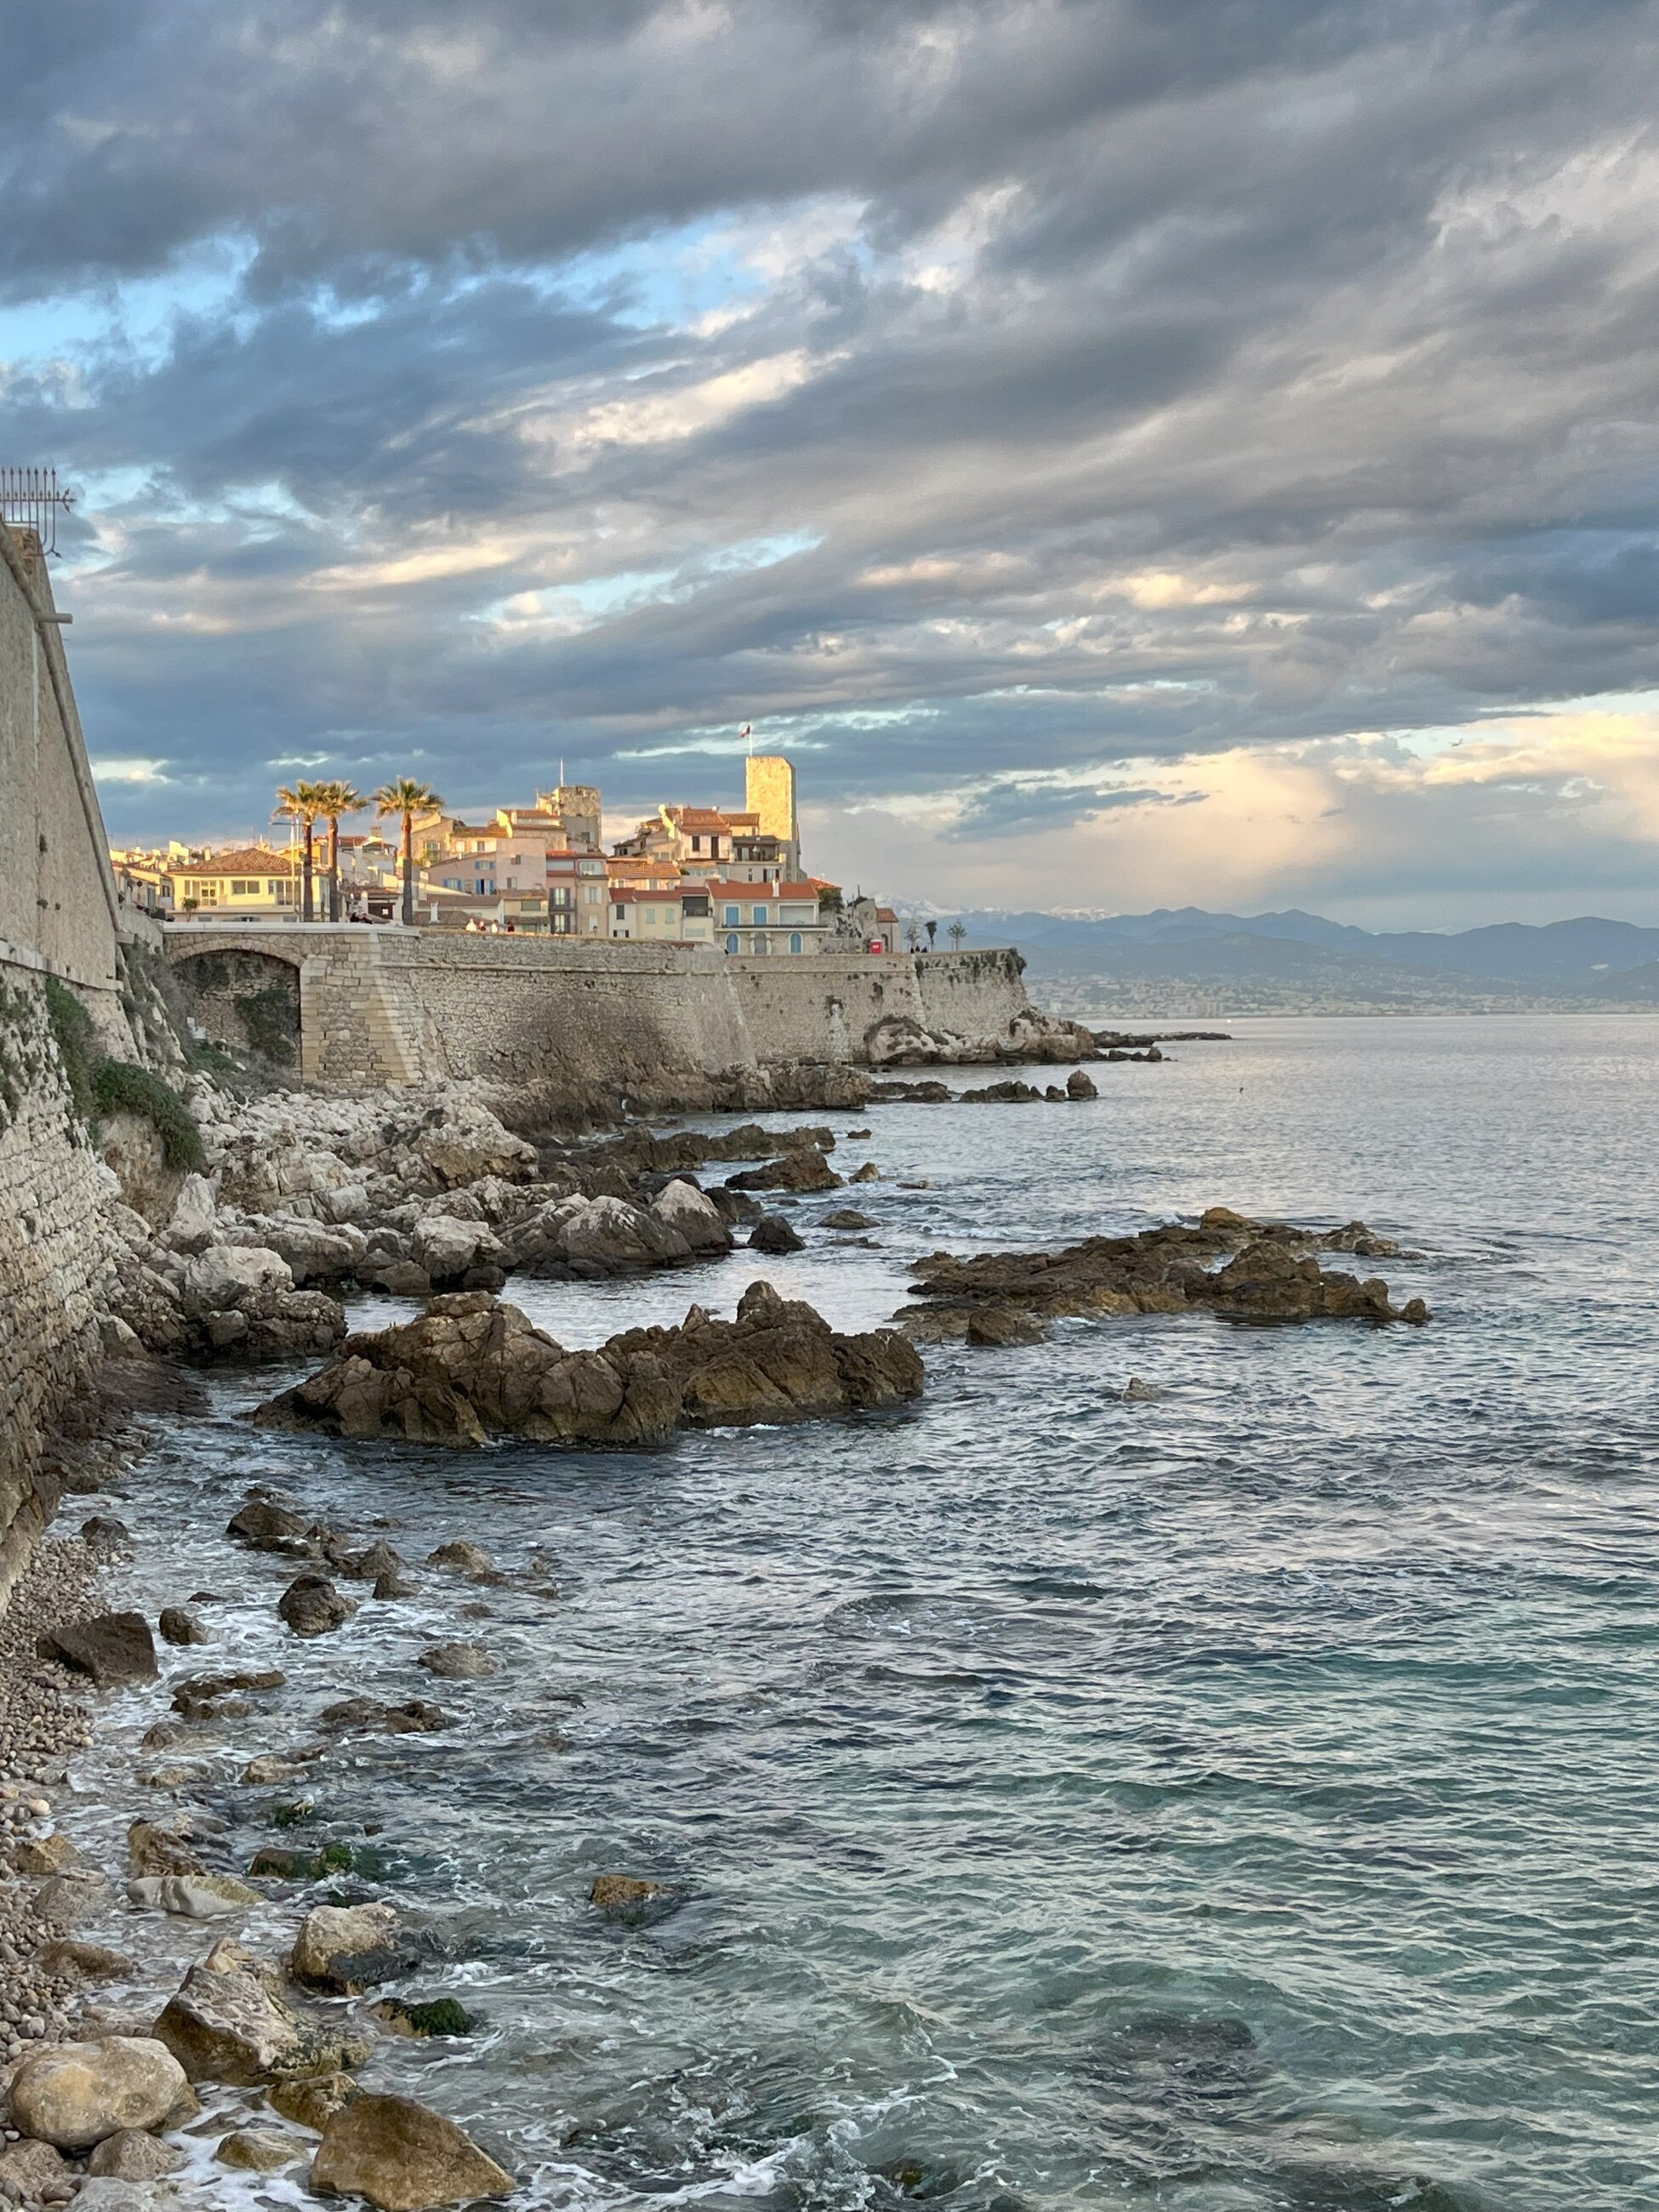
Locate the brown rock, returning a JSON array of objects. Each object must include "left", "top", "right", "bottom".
[
  {"left": 36, "top": 1612, "right": 157, "bottom": 1687},
  {"left": 153, "top": 1937, "right": 372, "bottom": 2086},
  {"left": 278, "top": 1573, "right": 357, "bottom": 1637},
  {"left": 217, "top": 2126, "right": 305, "bottom": 2171},
  {"left": 227, "top": 1497, "right": 311, "bottom": 1551},
  {"left": 157, "top": 1607, "right": 208, "bottom": 1646},
  {"left": 0, "top": 2137, "right": 73, "bottom": 2199},
  {"left": 590, "top": 1873, "right": 664, "bottom": 1909},
  {"left": 289, "top": 1903, "right": 407, "bottom": 1994},
  {"left": 86, "top": 2129, "right": 183, "bottom": 2179},
  {"left": 9, "top": 2037, "right": 186, "bottom": 2149},
  {"left": 311, "top": 2092, "right": 513, "bottom": 2210},
  {"left": 256, "top": 1286, "right": 923, "bottom": 1446},
  {"left": 12, "top": 1833, "right": 77, "bottom": 1875},
  {"left": 36, "top": 1940, "right": 137, "bottom": 1983},
  {"left": 127, "top": 1819, "right": 205, "bottom": 1878},
  {"left": 269, "top": 2070, "right": 359, "bottom": 2131},
  {"left": 726, "top": 1149, "right": 841, "bottom": 1194}
]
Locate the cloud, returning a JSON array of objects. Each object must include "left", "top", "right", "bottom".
[{"left": 1, "top": 0, "right": 1657, "bottom": 917}]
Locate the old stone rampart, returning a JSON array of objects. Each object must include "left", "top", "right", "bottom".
[
  {"left": 166, "top": 927, "right": 1041, "bottom": 1089},
  {"left": 0, "top": 519, "right": 137, "bottom": 1600}
]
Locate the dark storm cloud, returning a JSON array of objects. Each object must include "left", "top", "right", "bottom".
[
  {"left": 3, "top": 0, "right": 1658, "bottom": 887},
  {"left": 947, "top": 781, "right": 1203, "bottom": 839}
]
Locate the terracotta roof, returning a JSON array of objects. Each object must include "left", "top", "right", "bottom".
[
  {"left": 170, "top": 847, "right": 294, "bottom": 876},
  {"left": 700, "top": 879, "right": 818, "bottom": 902}
]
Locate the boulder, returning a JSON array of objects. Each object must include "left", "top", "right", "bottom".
[
  {"left": 9, "top": 2038, "right": 187, "bottom": 2151},
  {"left": 269, "top": 2071, "right": 359, "bottom": 2131},
  {"left": 36, "top": 1941, "right": 137, "bottom": 1984},
  {"left": 590, "top": 1874, "right": 664, "bottom": 1909},
  {"left": 427, "top": 1540, "right": 498, "bottom": 1578},
  {"left": 726, "top": 1149, "right": 841, "bottom": 1194},
  {"left": 289, "top": 1904, "right": 406, "bottom": 1995},
  {"left": 370, "top": 1998, "right": 476, "bottom": 2039},
  {"left": 748, "top": 1213, "right": 803, "bottom": 1255},
  {"left": 216, "top": 2128, "right": 303, "bottom": 2171},
  {"left": 172, "top": 1666, "right": 284, "bottom": 1714},
  {"left": 241, "top": 1751, "right": 322, "bottom": 1784},
  {"left": 153, "top": 1938, "right": 373, "bottom": 2086},
  {"left": 13, "top": 1833, "right": 77, "bottom": 1875},
  {"left": 128, "top": 1873, "right": 261, "bottom": 1918},
  {"left": 33, "top": 1872, "right": 114, "bottom": 1927},
  {"left": 0, "top": 2138, "right": 74, "bottom": 2200},
  {"left": 278, "top": 1573, "right": 357, "bottom": 1639},
  {"left": 127, "top": 1819, "right": 205, "bottom": 1878},
  {"left": 257, "top": 1286, "right": 925, "bottom": 1447},
  {"left": 818, "top": 1208, "right": 875, "bottom": 1230},
  {"left": 1066, "top": 1069, "right": 1098, "bottom": 1098},
  {"left": 965, "top": 1306, "right": 1048, "bottom": 1346},
  {"left": 227, "top": 1497, "right": 311, "bottom": 1551},
  {"left": 68, "top": 2184, "right": 188, "bottom": 2212},
  {"left": 311, "top": 2092, "right": 513, "bottom": 2210},
  {"left": 416, "top": 1642, "right": 499, "bottom": 1680},
  {"left": 243, "top": 1218, "right": 368, "bottom": 1286},
  {"left": 556, "top": 1194, "right": 693, "bottom": 1272},
  {"left": 415, "top": 1107, "right": 537, "bottom": 1188},
  {"left": 86, "top": 2132, "right": 183, "bottom": 2181},
  {"left": 157, "top": 1608, "right": 208, "bottom": 1647},
  {"left": 180, "top": 1245, "right": 293, "bottom": 1314},
  {"left": 316, "top": 1696, "right": 450, "bottom": 1736},
  {"left": 37, "top": 1611, "right": 157, "bottom": 1687},
  {"left": 847, "top": 1160, "right": 881, "bottom": 1183},
  {"left": 411, "top": 1215, "right": 504, "bottom": 1288},
  {"left": 649, "top": 1178, "right": 733, "bottom": 1255}
]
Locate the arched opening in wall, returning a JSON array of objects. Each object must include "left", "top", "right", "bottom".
[{"left": 171, "top": 949, "right": 301, "bottom": 1069}]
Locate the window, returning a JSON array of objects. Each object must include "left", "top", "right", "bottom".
[
  {"left": 584, "top": 885, "right": 601, "bottom": 903},
  {"left": 724, "top": 904, "right": 740, "bottom": 925},
  {"left": 752, "top": 905, "right": 768, "bottom": 925},
  {"left": 726, "top": 932, "right": 739, "bottom": 955},
  {"left": 790, "top": 932, "right": 803, "bottom": 955},
  {"left": 274, "top": 882, "right": 293, "bottom": 902},
  {"left": 231, "top": 879, "right": 256, "bottom": 895},
  {"left": 614, "top": 903, "right": 625, "bottom": 918},
  {"left": 753, "top": 933, "right": 768, "bottom": 955}
]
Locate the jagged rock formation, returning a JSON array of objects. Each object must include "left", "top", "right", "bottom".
[
  {"left": 904, "top": 1209, "right": 1427, "bottom": 1337},
  {"left": 256, "top": 1282, "right": 925, "bottom": 1446}
]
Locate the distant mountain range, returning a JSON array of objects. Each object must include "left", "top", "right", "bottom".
[{"left": 942, "top": 908, "right": 1659, "bottom": 1011}]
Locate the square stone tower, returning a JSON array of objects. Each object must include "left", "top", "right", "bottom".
[{"left": 745, "top": 755, "right": 798, "bottom": 869}]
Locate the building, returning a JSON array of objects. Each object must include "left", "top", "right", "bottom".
[
  {"left": 162, "top": 847, "right": 298, "bottom": 917},
  {"left": 547, "top": 849, "right": 610, "bottom": 935},
  {"left": 705, "top": 879, "right": 824, "bottom": 955}
]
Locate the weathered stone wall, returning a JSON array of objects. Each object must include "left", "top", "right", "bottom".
[
  {"left": 164, "top": 928, "right": 1041, "bottom": 1086},
  {"left": 0, "top": 517, "right": 142, "bottom": 1605},
  {"left": 0, "top": 966, "right": 113, "bottom": 1606},
  {"left": 413, "top": 936, "right": 755, "bottom": 1086},
  {"left": 727, "top": 947, "right": 1032, "bottom": 1063}
]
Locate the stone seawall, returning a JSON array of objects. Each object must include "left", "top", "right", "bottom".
[
  {"left": 0, "top": 955, "right": 114, "bottom": 1614},
  {"left": 168, "top": 927, "right": 1055, "bottom": 1089},
  {"left": 727, "top": 946, "right": 1033, "bottom": 1063}
]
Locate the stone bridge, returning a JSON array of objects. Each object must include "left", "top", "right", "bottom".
[{"left": 163, "top": 922, "right": 1036, "bottom": 1089}]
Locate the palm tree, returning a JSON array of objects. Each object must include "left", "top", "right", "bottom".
[
  {"left": 947, "top": 920, "right": 966, "bottom": 949},
  {"left": 373, "top": 778, "right": 442, "bottom": 927},
  {"left": 274, "top": 781, "right": 328, "bottom": 922},
  {"left": 925, "top": 919, "right": 938, "bottom": 948},
  {"left": 316, "top": 780, "right": 365, "bottom": 921}
]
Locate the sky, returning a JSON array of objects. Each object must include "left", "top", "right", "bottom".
[{"left": 4, "top": 0, "right": 1659, "bottom": 929}]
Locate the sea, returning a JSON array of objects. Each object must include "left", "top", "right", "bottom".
[{"left": 60, "top": 1014, "right": 1659, "bottom": 2211}]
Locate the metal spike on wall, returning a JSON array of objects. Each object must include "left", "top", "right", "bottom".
[{"left": 0, "top": 467, "right": 76, "bottom": 556}]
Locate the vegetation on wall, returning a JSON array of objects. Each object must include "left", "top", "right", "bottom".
[
  {"left": 88, "top": 1059, "right": 205, "bottom": 1172},
  {"left": 236, "top": 984, "right": 298, "bottom": 1066},
  {"left": 42, "top": 971, "right": 205, "bottom": 1170}
]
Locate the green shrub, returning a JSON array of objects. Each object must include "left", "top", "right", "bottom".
[
  {"left": 89, "top": 1060, "right": 205, "bottom": 1172},
  {"left": 43, "top": 975, "right": 99, "bottom": 1118},
  {"left": 237, "top": 985, "right": 298, "bottom": 1065}
]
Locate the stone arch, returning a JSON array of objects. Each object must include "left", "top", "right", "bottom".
[{"left": 171, "top": 947, "right": 302, "bottom": 1068}]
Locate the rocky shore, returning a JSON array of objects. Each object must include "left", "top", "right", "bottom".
[{"left": 0, "top": 1026, "right": 1445, "bottom": 2211}]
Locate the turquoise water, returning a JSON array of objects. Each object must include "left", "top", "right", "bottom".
[{"left": 73, "top": 1017, "right": 1659, "bottom": 2209}]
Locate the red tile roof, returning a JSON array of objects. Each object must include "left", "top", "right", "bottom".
[{"left": 170, "top": 847, "right": 295, "bottom": 876}]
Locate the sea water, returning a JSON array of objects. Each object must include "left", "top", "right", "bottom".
[{"left": 63, "top": 1016, "right": 1659, "bottom": 2209}]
